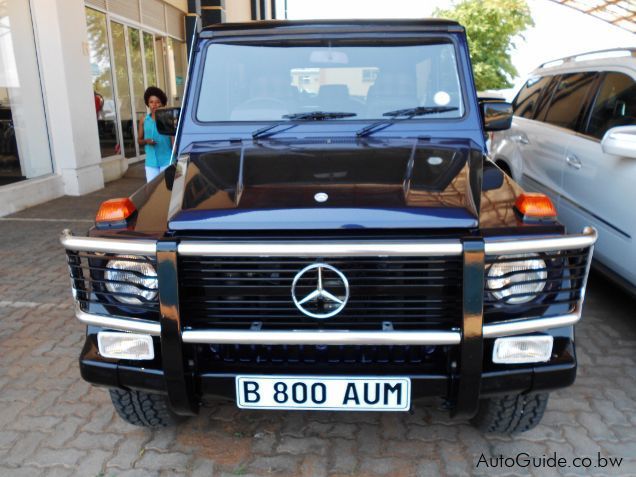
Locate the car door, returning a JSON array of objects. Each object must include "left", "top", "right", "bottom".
[
  {"left": 519, "top": 73, "right": 599, "bottom": 208},
  {"left": 561, "top": 71, "right": 636, "bottom": 287}
]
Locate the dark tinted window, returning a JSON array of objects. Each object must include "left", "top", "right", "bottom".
[
  {"left": 533, "top": 76, "right": 559, "bottom": 120},
  {"left": 512, "top": 76, "right": 552, "bottom": 119},
  {"left": 586, "top": 72, "right": 636, "bottom": 139},
  {"left": 544, "top": 72, "right": 597, "bottom": 130}
]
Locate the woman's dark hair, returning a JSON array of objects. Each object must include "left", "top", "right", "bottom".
[{"left": 144, "top": 86, "right": 168, "bottom": 107}]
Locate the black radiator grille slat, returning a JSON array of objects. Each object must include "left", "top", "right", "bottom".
[
  {"left": 201, "top": 343, "right": 446, "bottom": 367},
  {"left": 179, "top": 255, "right": 463, "bottom": 329}
]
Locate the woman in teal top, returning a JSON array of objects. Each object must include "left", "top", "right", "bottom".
[{"left": 138, "top": 87, "right": 173, "bottom": 182}]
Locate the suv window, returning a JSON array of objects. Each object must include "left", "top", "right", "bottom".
[
  {"left": 512, "top": 76, "right": 552, "bottom": 119},
  {"left": 196, "top": 40, "right": 464, "bottom": 121},
  {"left": 585, "top": 72, "right": 636, "bottom": 139},
  {"left": 543, "top": 72, "right": 597, "bottom": 131}
]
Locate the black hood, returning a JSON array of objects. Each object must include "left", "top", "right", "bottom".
[{"left": 168, "top": 137, "right": 483, "bottom": 230}]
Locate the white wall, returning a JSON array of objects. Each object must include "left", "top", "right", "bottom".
[{"left": 226, "top": 0, "right": 253, "bottom": 22}]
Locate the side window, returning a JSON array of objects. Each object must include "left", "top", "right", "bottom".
[
  {"left": 585, "top": 72, "right": 636, "bottom": 139},
  {"left": 543, "top": 72, "right": 598, "bottom": 131},
  {"left": 512, "top": 76, "right": 552, "bottom": 119},
  {"left": 533, "top": 76, "right": 559, "bottom": 121}
]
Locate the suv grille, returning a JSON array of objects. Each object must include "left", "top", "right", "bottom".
[{"left": 179, "top": 256, "right": 463, "bottom": 330}]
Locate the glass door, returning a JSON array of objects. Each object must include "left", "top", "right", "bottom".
[
  {"left": 110, "top": 21, "right": 136, "bottom": 159},
  {"left": 128, "top": 27, "right": 146, "bottom": 131}
]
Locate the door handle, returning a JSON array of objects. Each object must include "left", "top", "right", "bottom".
[
  {"left": 511, "top": 134, "right": 529, "bottom": 145},
  {"left": 566, "top": 154, "right": 582, "bottom": 169}
]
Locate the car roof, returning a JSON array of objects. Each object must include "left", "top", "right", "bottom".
[
  {"left": 199, "top": 19, "right": 464, "bottom": 38},
  {"left": 530, "top": 48, "right": 636, "bottom": 76}
]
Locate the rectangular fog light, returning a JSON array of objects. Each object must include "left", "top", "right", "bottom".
[
  {"left": 97, "top": 332, "right": 154, "bottom": 360},
  {"left": 493, "top": 335, "right": 553, "bottom": 364}
]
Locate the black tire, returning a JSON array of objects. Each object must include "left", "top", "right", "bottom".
[
  {"left": 470, "top": 393, "right": 549, "bottom": 434},
  {"left": 109, "top": 389, "right": 185, "bottom": 427}
]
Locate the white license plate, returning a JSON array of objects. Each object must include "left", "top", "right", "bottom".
[{"left": 235, "top": 375, "right": 411, "bottom": 411}]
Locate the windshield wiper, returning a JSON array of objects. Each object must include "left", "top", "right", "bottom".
[
  {"left": 356, "top": 106, "right": 459, "bottom": 137},
  {"left": 252, "top": 111, "right": 357, "bottom": 139},
  {"left": 283, "top": 111, "right": 357, "bottom": 120}
]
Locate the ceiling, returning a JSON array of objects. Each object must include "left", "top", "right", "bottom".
[{"left": 550, "top": 0, "right": 636, "bottom": 33}]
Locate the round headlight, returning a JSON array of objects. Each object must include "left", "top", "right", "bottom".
[
  {"left": 487, "top": 254, "right": 547, "bottom": 304},
  {"left": 104, "top": 257, "right": 158, "bottom": 305}
]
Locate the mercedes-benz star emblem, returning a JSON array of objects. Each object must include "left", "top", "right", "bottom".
[{"left": 291, "top": 263, "right": 349, "bottom": 319}]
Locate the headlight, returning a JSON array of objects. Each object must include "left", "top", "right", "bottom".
[
  {"left": 104, "top": 256, "right": 158, "bottom": 304},
  {"left": 487, "top": 254, "right": 547, "bottom": 304}
]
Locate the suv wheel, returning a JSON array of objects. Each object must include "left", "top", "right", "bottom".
[
  {"left": 109, "top": 389, "right": 185, "bottom": 427},
  {"left": 470, "top": 392, "right": 549, "bottom": 434}
]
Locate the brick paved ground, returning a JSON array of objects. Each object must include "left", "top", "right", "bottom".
[{"left": 1, "top": 164, "right": 635, "bottom": 476}]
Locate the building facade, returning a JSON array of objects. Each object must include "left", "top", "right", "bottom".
[{"left": 0, "top": 0, "right": 271, "bottom": 216}]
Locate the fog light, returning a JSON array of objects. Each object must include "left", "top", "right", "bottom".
[
  {"left": 97, "top": 332, "right": 154, "bottom": 360},
  {"left": 493, "top": 335, "right": 553, "bottom": 364}
]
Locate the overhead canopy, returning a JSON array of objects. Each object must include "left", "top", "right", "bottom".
[{"left": 551, "top": 0, "right": 636, "bottom": 33}]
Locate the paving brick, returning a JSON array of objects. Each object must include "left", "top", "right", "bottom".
[
  {"left": 4, "top": 432, "right": 46, "bottom": 467},
  {"left": 135, "top": 450, "right": 192, "bottom": 472},
  {"left": 277, "top": 436, "right": 328, "bottom": 456},
  {"left": 329, "top": 438, "right": 357, "bottom": 474},
  {"left": 300, "top": 454, "right": 329, "bottom": 477},
  {"left": 406, "top": 423, "right": 458, "bottom": 442},
  {"left": 247, "top": 455, "right": 303, "bottom": 475},
  {"left": 108, "top": 432, "right": 151, "bottom": 469},
  {"left": 26, "top": 447, "right": 87, "bottom": 468}
]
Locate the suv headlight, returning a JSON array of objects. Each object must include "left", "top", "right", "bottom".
[
  {"left": 487, "top": 254, "right": 547, "bottom": 304},
  {"left": 104, "top": 256, "right": 158, "bottom": 304}
]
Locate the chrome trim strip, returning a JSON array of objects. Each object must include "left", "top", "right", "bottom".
[
  {"left": 181, "top": 329, "right": 462, "bottom": 346},
  {"left": 178, "top": 241, "right": 464, "bottom": 257},
  {"left": 75, "top": 305, "right": 161, "bottom": 335},
  {"left": 483, "top": 305, "right": 581, "bottom": 338},
  {"left": 60, "top": 229, "right": 157, "bottom": 256},
  {"left": 74, "top": 307, "right": 584, "bottom": 342},
  {"left": 60, "top": 228, "right": 596, "bottom": 258},
  {"left": 484, "top": 227, "right": 597, "bottom": 255}
]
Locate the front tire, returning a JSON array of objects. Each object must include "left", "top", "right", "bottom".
[
  {"left": 109, "top": 389, "right": 186, "bottom": 427},
  {"left": 470, "top": 392, "right": 549, "bottom": 434}
]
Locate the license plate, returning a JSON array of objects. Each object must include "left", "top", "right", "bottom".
[{"left": 235, "top": 375, "right": 411, "bottom": 411}]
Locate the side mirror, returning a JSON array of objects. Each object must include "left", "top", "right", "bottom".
[
  {"left": 481, "top": 100, "right": 513, "bottom": 131},
  {"left": 601, "top": 125, "right": 636, "bottom": 159},
  {"left": 155, "top": 107, "right": 181, "bottom": 136}
]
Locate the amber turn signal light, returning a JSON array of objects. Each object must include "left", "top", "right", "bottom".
[
  {"left": 514, "top": 193, "right": 557, "bottom": 218},
  {"left": 96, "top": 198, "right": 136, "bottom": 223}
]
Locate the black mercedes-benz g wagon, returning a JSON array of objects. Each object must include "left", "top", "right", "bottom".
[{"left": 62, "top": 20, "right": 597, "bottom": 433}]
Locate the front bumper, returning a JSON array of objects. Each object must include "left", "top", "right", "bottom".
[
  {"left": 79, "top": 328, "right": 578, "bottom": 402},
  {"left": 63, "top": 227, "right": 596, "bottom": 417}
]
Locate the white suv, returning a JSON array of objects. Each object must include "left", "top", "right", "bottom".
[{"left": 491, "top": 49, "right": 636, "bottom": 294}]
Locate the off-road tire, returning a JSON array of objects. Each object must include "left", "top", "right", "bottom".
[
  {"left": 109, "top": 389, "right": 185, "bottom": 427},
  {"left": 470, "top": 393, "right": 549, "bottom": 434}
]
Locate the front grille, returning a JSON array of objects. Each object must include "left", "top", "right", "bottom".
[
  {"left": 179, "top": 256, "right": 463, "bottom": 330},
  {"left": 66, "top": 251, "right": 160, "bottom": 319},
  {"left": 196, "top": 343, "right": 452, "bottom": 373},
  {"left": 483, "top": 247, "right": 591, "bottom": 322}
]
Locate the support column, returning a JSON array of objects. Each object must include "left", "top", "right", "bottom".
[
  {"left": 30, "top": 0, "right": 104, "bottom": 196},
  {"left": 201, "top": 0, "right": 226, "bottom": 26}
]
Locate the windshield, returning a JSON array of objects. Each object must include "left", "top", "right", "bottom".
[{"left": 196, "top": 39, "right": 464, "bottom": 122}]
